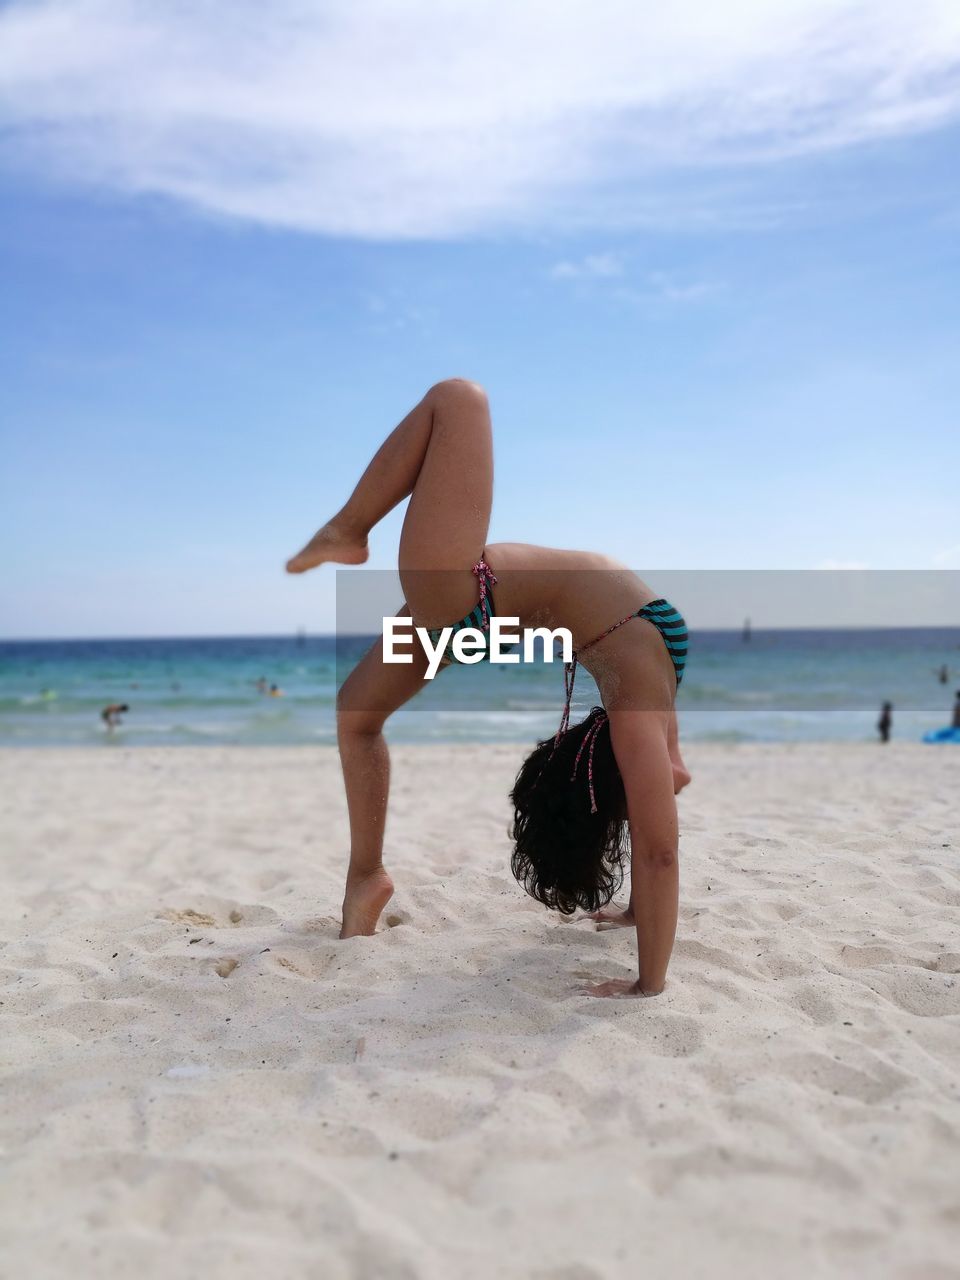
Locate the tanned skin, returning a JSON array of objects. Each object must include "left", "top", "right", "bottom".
[{"left": 287, "top": 379, "right": 689, "bottom": 997}]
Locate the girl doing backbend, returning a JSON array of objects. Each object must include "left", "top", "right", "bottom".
[{"left": 287, "top": 378, "right": 690, "bottom": 998}]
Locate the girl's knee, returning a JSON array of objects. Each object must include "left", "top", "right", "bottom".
[
  {"left": 337, "top": 707, "right": 383, "bottom": 739},
  {"left": 430, "top": 377, "right": 488, "bottom": 410},
  {"left": 336, "top": 689, "right": 385, "bottom": 738}
]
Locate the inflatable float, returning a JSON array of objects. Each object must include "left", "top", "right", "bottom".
[{"left": 922, "top": 726, "right": 960, "bottom": 744}]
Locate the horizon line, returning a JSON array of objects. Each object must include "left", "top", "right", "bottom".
[{"left": 3, "top": 624, "right": 960, "bottom": 644}]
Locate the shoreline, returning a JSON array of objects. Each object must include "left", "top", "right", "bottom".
[{"left": 0, "top": 734, "right": 953, "bottom": 752}]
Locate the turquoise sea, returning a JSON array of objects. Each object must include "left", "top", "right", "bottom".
[{"left": 1, "top": 629, "right": 958, "bottom": 747}]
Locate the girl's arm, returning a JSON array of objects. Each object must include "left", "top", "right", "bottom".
[{"left": 582, "top": 711, "right": 679, "bottom": 997}]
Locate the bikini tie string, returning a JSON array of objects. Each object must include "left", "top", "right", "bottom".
[
  {"left": 550, "top": 605, "right": 647, "bottom": 771},
  {"left": 473, "top": 558, "right": 498, "bottom": 630},
  {"left": 570, "top": 712, "right": 608, "bottom": 814},
  {"left": 554, "top": 657, "right": 578, "bottom": 747},
  {"left": 541, "top": 601, "right": 654, "bottom": 806}
]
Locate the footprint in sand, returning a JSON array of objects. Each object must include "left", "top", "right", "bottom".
[
  {"left": 158, "top": 902, "right": 275, "bottom": 929},
  {"left": 840, "top": 944, "right": 938, "bottom": 971},
  {"left": 214, "top": 958, "right": 239, "bottom": 978},
  {"left": 160, "top": 908, "right": 217, "bottom": 928}
]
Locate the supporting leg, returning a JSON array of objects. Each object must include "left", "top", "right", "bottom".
[
  {"left": 668, "top": 705, "right": 691, "bottom": 793},
  {"left": 335, "top": 618, "right": 432, "bottom": 937},
  {"left": 337, "top": 717, "right": 396, "bottom": 938}
]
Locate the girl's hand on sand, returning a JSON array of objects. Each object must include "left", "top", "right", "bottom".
[
  {"left": 580, "top": 903, "right": 635, "bottom": 930},
  {"left": 580, "top": 978, "right": 663, "bottom": 999}
]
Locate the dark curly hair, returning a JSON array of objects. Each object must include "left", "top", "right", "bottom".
[{"left": 510, "top": 707, "right": 629, "bottom": 914}]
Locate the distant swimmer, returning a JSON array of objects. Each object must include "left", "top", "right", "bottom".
[
  {"left": 937, "top": 664, "right": 950, "bottom": 684},
  {"left": 953, "top": 690, "right": 960, "bottom": 730},
  {"left": 255, "top": 676, "right": 268, "bottom": 694},
  {"left": 101, "top": 703, "right": 129, "bottom": 732},
  {"left": 269, "top": 684, "right": 283, "bottom": 697},
  {"left": 877, "top": 701, "right": 892, "bottom": 744}
]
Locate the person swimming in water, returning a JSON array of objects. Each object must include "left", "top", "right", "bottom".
[{"left": 286, "top": 379, "right": 690, "bottom": 999}]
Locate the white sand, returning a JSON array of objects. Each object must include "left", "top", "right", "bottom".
[{"left": 1, "top": 743, "right": 959, "bottom": 1280}]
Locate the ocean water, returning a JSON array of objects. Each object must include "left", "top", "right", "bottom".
[{"left": 2, "top": 629, "right": 958, "bottom": 747}]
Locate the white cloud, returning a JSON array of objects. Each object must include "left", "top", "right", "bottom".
[
  {"left": 647, "top": 272, "right": 717, "bottom": 302},
  {"left": 549, "top": 253, "right": 625, "bottom": 280},
  {"left": 1, "top": 1, "right": 960, "bottom": 238}
]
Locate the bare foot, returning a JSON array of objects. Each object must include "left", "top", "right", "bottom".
[
  {"left": 672, "top": 762, "right": 692, "bottom": 794},
  {"left": 286, "top": 521, "right": 369, "bottom": 574},
  {"left": 339, "top": 867, "right": 394, "bottom": 938},
  {"left": 580, "top": 978, "right": 663, "bottom": 998}
]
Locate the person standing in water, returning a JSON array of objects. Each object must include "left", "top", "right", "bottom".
[
  {"left": 286, "top": 378, "right": 690, "bottom": 999},
  {"left": 952, "top": 690, "right": 960, "bottom": 730},
  {"left": 101, "top": 703, "right": 129, "bottom": 733},
  {"left": 877, "top": 701, "right": 893, "bottom": 743}
]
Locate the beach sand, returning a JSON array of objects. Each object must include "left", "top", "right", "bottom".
[{"left": 1, "top": 743, "right": 958, "bottom": 1280}]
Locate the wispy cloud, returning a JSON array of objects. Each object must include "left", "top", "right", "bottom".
[
  {"left": 647, "top": 272, "right": 718, "bottom": 302},
  {"left": 549, "top": 253, "right": 625, "bottom": 280},
  {"left": 1, "top": 1, "right": 960, "bottom": 238}
]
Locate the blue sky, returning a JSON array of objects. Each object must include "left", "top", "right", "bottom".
[{"left": 1, "top": 1, "right": 959, "bottom": 637}]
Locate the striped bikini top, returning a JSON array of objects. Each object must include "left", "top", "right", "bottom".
[{"left": 555, "top": 598, "right": 688, "bottom": 812}]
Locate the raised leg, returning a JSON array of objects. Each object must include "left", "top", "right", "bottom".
[{"left": 286, "top": 378, "right": 494, "bottom": 624}]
